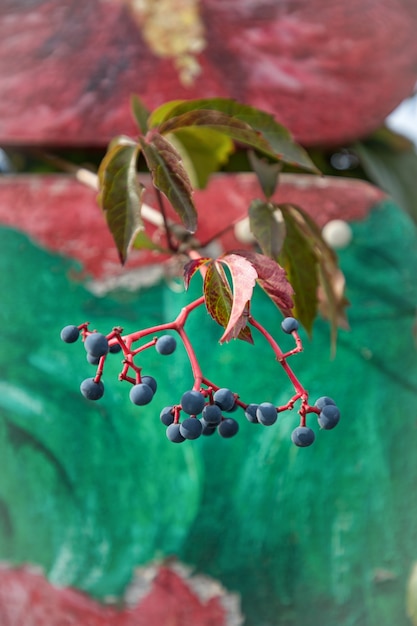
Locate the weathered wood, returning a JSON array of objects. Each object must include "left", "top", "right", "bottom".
[
  {"left": 0, "top": 173, "right": 384, "bottom": 280},
  {"left": 1, "top": 0, "right": 416, "bottom": 147}
]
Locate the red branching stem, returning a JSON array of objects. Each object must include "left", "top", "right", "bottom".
[
  {"left": 178, "top": 326, "right": 203, "bottom": 390},
  {"left": 248, "top": 315, "right": 307, "bottom": 400},
  {"left": 93, "top": 355, "right": 106, "bottom": 383}
]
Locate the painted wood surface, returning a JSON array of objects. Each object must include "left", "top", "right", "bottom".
[
  {"left": 0, "top": 197, "right": 416, "bottom": 625},
  {"left": 1, "top": 0, "right": 417, "bottom": 147}
]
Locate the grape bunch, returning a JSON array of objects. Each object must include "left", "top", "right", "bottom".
[{"left": 60, "top": 314, "right": 341, "bottom": 448}]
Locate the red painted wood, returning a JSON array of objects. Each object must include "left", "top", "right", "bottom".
[
  {"left": 0, "top": 0, "right": 416, "bottom": 147},
  {"left": 0, "top": 174, "right": 384, "bottom": 280},
  {"left": 0, "top": 563, "right": 235, "bottom": 625}
]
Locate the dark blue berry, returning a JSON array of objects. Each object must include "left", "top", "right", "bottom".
[
  {"left": 245, "top": 404, "right": 259, "bottom": 423},
  {"left": 318, "top": 404, "right": 340, "bottom": 429},
  {"left": 181, "top": 390, "right": 206, "bottom": 415},
  {"left": 160, "top": 406, "right": 174, "bottom": 426},
  {"left": 60, "top": 325, "right": 80, "bottom": 343},
  {"left": 109, "top": 343, "right": 122, "bottom": 354},
  {"left": 80, "top": 378, "right": 104, "bottom": 400},
  {"left": 202, "top": 404, "right": 222, "bottom": 425},
  {"left": 86, "top": 353, "right": 101, "bottom": 365},
  {"left": 199, "top": 418, "right": 217, "bottom": 436},
  {"left": 129, "top": 383, "right": 154, "bottom": 406},
  {"left": 180, "top": 417, "right": 203, "bottom": 440},
  {"left": 84, "top": 332, "right": 109, "bottom": 358},
  {"left": 155, "top": 335, "right": 177, "bottom": 355},
  {"left": 213, "top": 388, "right": 235, "bottom": 412},
  {"left": 291, "top": 426, "right": 315, "bottom": 447},
  {"left": 166, "top": 424, "right": 185, "bottom": 443},
  {"left": 141, "top": 375, "right": 157, "bottom": 394},
  {"left": 281, "top": 317, "right": 299, "bottom": 334},
  {"left": 256, "top": 402, "right": 277, "bottom": 426},
  {"left": 218, "top": 418, "right": 239, "bottom": 438},
  {"left": 314, "top": 396, "right": 336, "bottom": 410}
]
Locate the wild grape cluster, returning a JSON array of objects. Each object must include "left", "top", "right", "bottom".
[{"left": 60, "top": 314, "right": 341, "bottom": 448}]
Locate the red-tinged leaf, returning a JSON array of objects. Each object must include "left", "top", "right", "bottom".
[
  {"left": 140, "top": 133, "right": 197, "bottom": 233},
  {"left": 236, "top": 250, "right": 294, "bottom": 316},
  {"left": 183, "top": 257, "right": 211, "bottom": 290},
  {"left": 97, "top": 137, "right": 144, "bottom": 264},
  {"left": 149, "top": 98, "right": 318, "bottom": 172},
  {"left": 248, "top": 199, "right": 286, "bottom": 259},
  {"left": 204, "top": 261, "right": 254, "bottom": 344},
  {"left": 218, "top": 253, "right": 258, "bottom": 343}
]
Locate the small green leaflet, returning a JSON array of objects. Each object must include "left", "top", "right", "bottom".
[
  {"left": 248, "top": 199, "right": 286, "bottom": 260},
  {"left": 130, "top": 95, "right": 150, "bottom": 135},
  {"left": 97, "top": 137, "right": 144, "bottom": 264}
]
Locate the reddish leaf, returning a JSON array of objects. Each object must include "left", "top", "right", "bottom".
[
  {"left": 140, "top": 133, "right": 197, "bottom": 233},
  {"left": 97, "top": 137, "right": 144, "bottom": 264},
  {"left": 236, "top": 250, "right": 294, "bottom": 316},
  {"left": 203, "top": 261, "right": 253, "bottom": 344},
  {"left": 183, "top": 257, "right": 211, "bottom": 290},
  {"left": 218, "top": 253, "right": 258, "bottom": 343}
]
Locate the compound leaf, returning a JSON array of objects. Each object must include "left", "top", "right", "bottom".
[
  {"left": 97, "top": 137, "right": 144, "bottom": 264},
  {"left": 204, "top": 261, "right": 253, "bottom": 344},
  {"left": 249, "top": 199, "right": 286, "bottom": 259},
  {"left": 149, "top": 98, "right": 318, "bottom": 172},
  {"left": 237, "top": 250, "right": 294, "bottom": 316},
  {"left": 218, "top": 253, "right": 258, "bottom": 343},
  {"left": 140, "top": 133, "right": 197, "bottom": 233}
]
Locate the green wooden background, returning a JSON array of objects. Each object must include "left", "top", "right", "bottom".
[{"left": 0, "top": 199, "right": 417, "bottom": 625}]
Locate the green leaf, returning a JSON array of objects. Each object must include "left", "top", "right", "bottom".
[
  {"left": 248, "top": 199, "right": 286, "bottom": 260},
  {"left": 150, "top": 98, "right": 319, "bottom": 172},
  {"left": 248, "top": 150, "right": 281, "bottom": 198},
  {"left": 140, "top": 133, "right": 197, "bottom": 233},
  {"left": 169, "top": 127, "right": 234, "bottom": 188},
  {"left": 278, "top": 203, "right": 348, "bottom": 346},
  {"left": 130, "top": 95, "right": 150, "bottom": 135},
  {"left": 132, "top": 231, "right": 168, "bottom": 253},
  {"left": 97, "top": 137, "right": 144, "bottom": 264},
  {"left": 236, "top": 250, "right": 294, "bottom": 316},
  {"left": 218, "top": 253, "right": 258, "bottom": 343},
  {"left": 354, "top": 129, "right": 417, "bottom": 223},
  {"left": 203, "top": 261, "right": 253, "bottom": 344}
]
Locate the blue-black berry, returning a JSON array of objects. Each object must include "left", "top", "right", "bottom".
[
  {"left": 84, "top": 332, "right": 109, "bottom": 358},
  {"left": 256, "top": 402, "right": 277, "bottom": 426},
  {"left": 129, "top": 383, "right": 154, "bottom": 406},
  {"left": 281, "top": 317, "right": 299, "bottom": 334},
  {"left": 155, "top": 335, "right": 177, "bottom": 355},
  {"left": 60, "top": 325, "right": 80, "bottom": 343},
  {"left": 291, "top": 426, "right": 315, "bottom": 447},
  {"left": 80, "top": 378, "right": 104, "bottom": 400}
]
